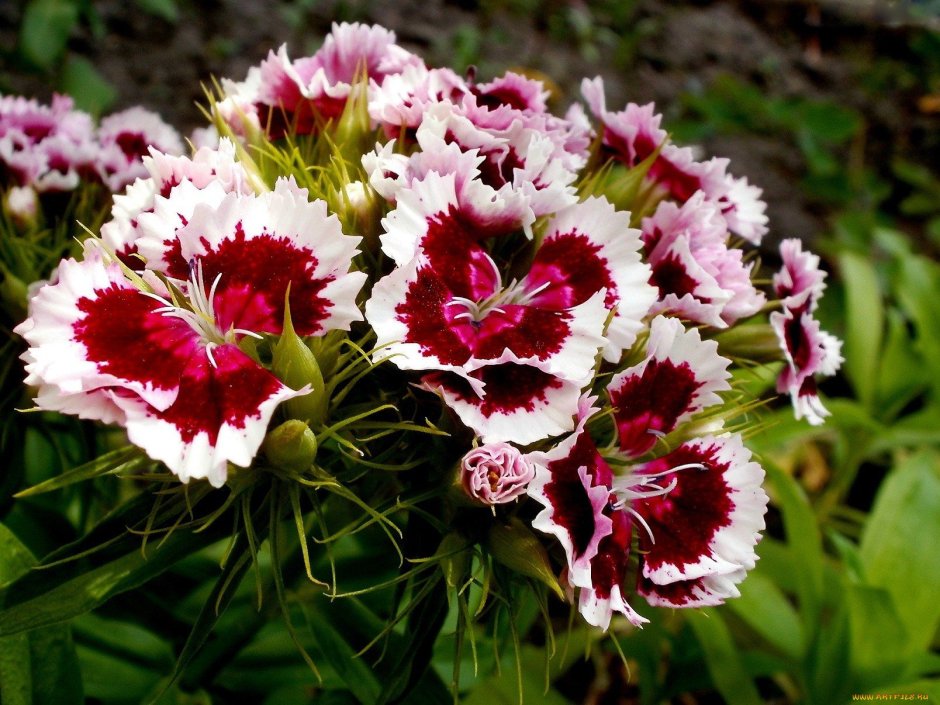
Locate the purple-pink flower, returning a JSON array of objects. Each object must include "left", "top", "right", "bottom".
[{"left": 460, "top": 443, "right": 535, "bottom": 505}]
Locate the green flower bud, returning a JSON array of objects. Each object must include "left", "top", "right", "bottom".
[
  {"left": 437, "top": 532, "right": 471, "bottom": 590},
  {"left": 272, "top": 300, "right": 328, "bottom": 425},
  {"left": 263, "top": 419, "right": 318, "bottom": 473},
  {"left": 486, "top": 517, "right": 564, "bottom": 600},
  {"left": 713, "top": 323, "right": 783, "bottom": 363}
]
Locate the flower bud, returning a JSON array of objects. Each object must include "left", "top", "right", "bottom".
[
  {"left": 4, "top": 186, "right": 39, "bottom": 228},
  {"left": 262, "top": 419, "right": 318, "bottom": 473},
  {"left": 272, "top": 303, "right": 328, "bottom": 425},
  {"left": 460, "top": 442, "right": 535, "bottom": 505},
  {"left": 487, "top": 518, "right": 564, "bottom": 599}
]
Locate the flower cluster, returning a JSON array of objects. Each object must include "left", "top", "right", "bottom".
[
  {"left": 0, "top": 94, "right": 183, "bottom": 218},
  {"left": 15, "top": 22, "right": 843, "bottom": 632}
]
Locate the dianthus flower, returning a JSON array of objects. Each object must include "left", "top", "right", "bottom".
[
  {"left": 771, "top": 239, "right": 843, "bottom": 424},
  {"left": 528, "top": 319, "right": 766, "bottom": 629},
  {"left": 16, "top": 178, "right": 366, "bottom": 486}
]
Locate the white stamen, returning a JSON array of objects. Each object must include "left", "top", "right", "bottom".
[
  {"left": 610, "top": 462, "right": 706, "bottom": 545},
  {"left": 205, "top": 342, "right": 218, "bottom": 369}
]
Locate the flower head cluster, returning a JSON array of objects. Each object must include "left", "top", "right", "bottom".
[
  {"left": 0, "top": 94, "right": 183, "bottom": 214},
  {"left": 15, "top": 22, "right": 843, "bottom": 633},
  {"left": 16, "top": 144, "right": 366, "bottom": 486}
]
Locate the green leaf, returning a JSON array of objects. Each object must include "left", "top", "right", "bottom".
[
  {"left": 727, "top": 571, "right": 803, "bottom": 661},
  {"left": 860, "top": 450, "right": 940, "bottom": 652},
  {"left": 686, "top": 610, "right": 762, "bottom": 705},
  {"left": 764, "top": 462, "right": 824, "bottom": 630},
  {"left": 60, "top": 56, "right": 117, "bottom": 116},
  {"left": 839, "top": 251, "right": 884, "bottom": 410},
  {"left": 14, "top": 445, "right": 146, "bottom": 498},
  {"left": 874, "top": 308, "right": 927, "bottom": 419},
  {"left": 892, "top": 254, "right": 940, "bottom": 395},
  {"left": 134, "top": 0, "right": 179, "bottom": 22},
  {"left": 301, "top": 596, "right": 384, "bottom": 705},
  {"left": 0, "top": 524, "right": 83, "bottom": 705},
  {"left": 0, "top": 488, "right": 229, "bottom": 635},
  {"left": 846, "top": 585, "right": 910, "bottom": 692},
  {"left": 18, "top": 0, "right": 79, "bottom": 70}
]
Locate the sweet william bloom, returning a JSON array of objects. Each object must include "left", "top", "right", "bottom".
[
  {"left": 582, "top": 77, "right": 768, "bottom": 244},
  {"left": 98, "top": 140, "right": 254, "bottom": 270},
  {"left": 17, "top": 180, "right": 366, "bottom": 486},
  {"left": 624, "top": 434, "right": 767, "bottom": 609},
  {"left": 95, "top": 106, "right": 184, "bottom": 191},
  {"left": 220, "top": 23, "right": 423, "bottom": 139},
  {"left": 642, "top": 193, "right": 766, "bottom": 328},
  {"left": 609, "top": 316, "right": 732, "bottom": 458},
  {"left": 460, "top": 442, "right": 535, "bottom": 505},
  {"left": 771, "top": 239, "right": 843, "bottom": 425},
  {"left": 366, "top": 170, "right": 657, "bottom": 442},
  {"left": 0, "top": 94, "right": 96, "bottom": 192}
]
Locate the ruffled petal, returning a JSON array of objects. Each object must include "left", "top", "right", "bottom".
[
  {"left": 15, "top": 250, "right": 197, "bottom": 411},
  {"left": 629, "top": 433, "right": 767, "bottom": 585},
  {"left": 638, "top": 568, "right": 747, "bottom": 608},
  {"left": 528, "top": 419, "right": 614, "bottom": 587},
  {"left": 421, "top": 361, "right": 582, "bottom": 444},
  {"left": 577, "top": 511, "right": 649, "bottom": 629},
  {"left": 608, "top": 316, "right": 731, "bottom": 457},
  {"left": 525, "top": 197, "right": 656, "bottom": 361},
  {"left": 113, "top": 343, "right": 307, "bottom": 487}
]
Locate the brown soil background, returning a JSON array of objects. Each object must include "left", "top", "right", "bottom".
[{"left": 3, "top": 0, "right": 939, "bottom": 247}]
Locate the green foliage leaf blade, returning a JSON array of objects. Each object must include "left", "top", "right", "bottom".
[
  {"left": 839, "top": 251, "right": 884, "bottom": 410},
  {"left": 18, "top": 0, "right": 78, "bottom": 70},
  {"left": 860, "top": 450, "right": 940, "bottom": 653},
  {"left": 60, "top": 56, "right": 117, "bottom": 116},
  {"left": 686, "top": 609, "right": 762, "bottom": 705},
  {"left": 727, "top": 571, "right": 803, "bottom": 661}
]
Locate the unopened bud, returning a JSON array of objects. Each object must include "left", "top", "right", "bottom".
[
  {"left": 263, "top": 419, "right": 318, "bottom": 473},
  {"left": 273, "top": 302, "right": 328, "bottom": 425}
]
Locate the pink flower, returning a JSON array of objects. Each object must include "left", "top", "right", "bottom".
[
  {"left": 0, "top": 94, "right": 96, "bottom": 192},
  {"left": 95, "top": 106, "right": 184, "bottom": 191},
  {"left": 771, "top": 239, "right": 843, "bottom": 425},
  {"left": 642, "top": 194, "right": 766, "bottom": 327},
  {"left": 16, "top": 180, "right": 366, "bottom": 486},
  {"left": 582, "top": 77, "right": 767, "bottom": 244},
  {"left": 460, "top": 442, "right": 535, "bottom": 505},
  {"left": 220, "top": 23, "right": 423, "bottom": 139}
]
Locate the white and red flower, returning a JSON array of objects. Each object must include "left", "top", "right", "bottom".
[
  {"left": 219, "top": 23, "right": 423, "bottom": 138},
  {"left": 366, "top": 170, "right": 657, "bottom": 441},
  {"left": 609, "top": 316, "right": 732, "bottom": 458},
  {"left": 95, "top": 106, "right": 184, "bottom": 191},
  {"left": 0, "top": 94, "right": 96, "bottom": 192},
  {"left": 16, "top": 179, "right": 366, "bottom": 485},
  {"left": 771, "top": 239, "right": 843, "bottom": 425},
  {"left": 582, "top": 77, "right": 768, "bottom": 244}
]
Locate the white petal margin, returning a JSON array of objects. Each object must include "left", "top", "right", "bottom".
[
  {"left": 14, "top": 250, "right": 181, "bottom": 412},
  {"left": 639, "top": 567, "right": 748, "bottom": 608},
  {"left": 527, "top": 417, "right": 614, "bottom": 589},
  {"left": 579, "top": 582, "right": 648, "bottom": 630},
  {"left": 111, "top": 346, "right": 310, "bottom": 487},
  {"left": 420, "top": 357, "right": 583, "bottom": 445},
  {"left": 609, "top": 315, "right": 732, "bottom": 422}
]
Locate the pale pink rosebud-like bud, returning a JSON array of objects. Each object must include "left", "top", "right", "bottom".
[
  {"left": 460, "top": 443, "right": 535, "bottom": 505},
  {"left": 5, "top": 186, "right": 39, "bottom": 226}
]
